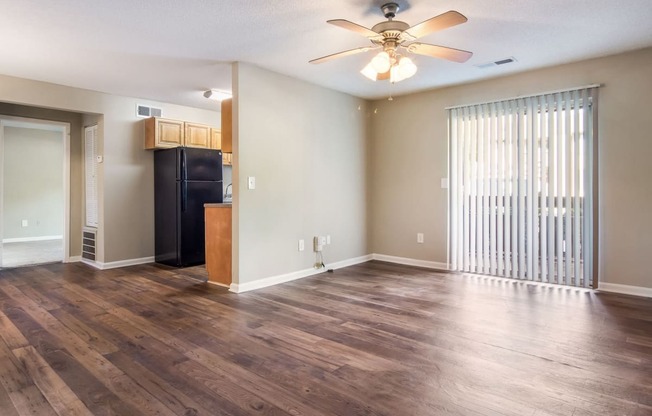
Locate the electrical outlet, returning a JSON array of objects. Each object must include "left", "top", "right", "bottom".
[
  {"left": 417, "top": 233, "right": 424, "bottom": 243},
  {"left": 326, "top": 235, "right": 331, "bottom": 245},
  {"left": 298, "top": 239, "right": 305, "bottom": 252},
  {"left": 21, "top": 219, "right": 28, "bottom": 227}
]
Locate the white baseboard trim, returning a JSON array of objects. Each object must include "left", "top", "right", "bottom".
[
  {"left": 65, "top": 256, "right": 82, "bottom": 263},
  {"left": 81, "top": 256, "right": 155, "bottom": 270},
  {"left": 372, "top": 253, "right": 449, "bottom": 271},
  {"left": 230, "top": 254, "right": 373, "bottom": 294},
  {"left": 598, "top": 283, "right": 652, "bottom": 298},
  {"left": 3, "top": 235, "right": 63, "bottom": 243},
  {"left": 331, "top": 254, "right": 374, "bottom": 269}
]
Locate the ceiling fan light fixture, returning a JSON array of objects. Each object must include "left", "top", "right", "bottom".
[
  {"left": 371, "top": 51, "right": 391, "bottom": 73},
  {"left": 312, "top": 4, "right": 472, "bottom": 85}
]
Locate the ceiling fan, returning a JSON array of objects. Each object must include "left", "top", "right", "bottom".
[{"left": 310, "top": 2, "right": 473, "bottom": 83}]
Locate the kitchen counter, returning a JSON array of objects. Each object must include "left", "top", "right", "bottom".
[
  {"left": 204, "top": 202, "right": 232, "bottom": 208},
  {"left": 205, "top": 204, "right": 232, "bottom": 287}
]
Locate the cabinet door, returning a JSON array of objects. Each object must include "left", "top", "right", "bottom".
[
  {"left": 185, "top": 123, "right": 211, "bottom": 148},
  {"left": 221, "top": 99, "right": 232, "bottom": 153},
  {"left": 210, "top": 129, "right": 222, "bottom": 150},
  {"left": 145, "top": 117, "right": 184, "bottom": 149}
]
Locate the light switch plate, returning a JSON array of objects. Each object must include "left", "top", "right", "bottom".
[
  {"left": 247, "top": 176, "right": 256, "bottom": 190},
  {"left": 440, "top": 178, "right": 449, "bottom": 189}
]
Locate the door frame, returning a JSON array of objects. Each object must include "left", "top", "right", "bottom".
[{"left": 0, "top": 115, "right": 72, "bottom": 264}]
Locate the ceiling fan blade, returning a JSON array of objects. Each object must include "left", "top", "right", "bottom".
[
  {"left": 406, "top": 43, "right": 473, "bottom": 63},
  {"left": 327, "top": 19, "right": 380, "bottom": 39},
  {"left": 404, "top": 11, "right": 468, "bottom": 40},
  {"left": 309, "top": 46, "right": 376, "bottom": 64}
]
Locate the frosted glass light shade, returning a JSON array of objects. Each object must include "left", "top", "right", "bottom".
[
  {"left": 390, "top": 57, "right": 417, "bottom": 83},
  {"left": 360, "top": 63, "right": 379, "bottom": 81},
  {"left": 398, "top": 57, "right": 417, "bottom": 79},
  {"left": 371, "top": 52, "right": 391, "bottom": 73},
  {"left": 389, "top": 65, "right": 403, "bottom": 83}
]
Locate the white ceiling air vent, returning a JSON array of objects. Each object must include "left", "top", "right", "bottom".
[
  {"left": 136, "top": 104, "right": 162, "bottom": 118},
  {"left": 475, "top": 57, "right": 517, "bottom": 69}
]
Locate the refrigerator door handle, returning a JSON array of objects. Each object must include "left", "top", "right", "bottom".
[
  {"left": 181, "top": 148, "right": 187, "bottom": 181},
  {"left": 181, "top": 181, "right": 187, "bottom": 212}
]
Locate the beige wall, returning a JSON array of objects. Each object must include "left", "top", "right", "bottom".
[
  {"left": 0, "top": 75, "right": 220, "bottom": 263},
  {"left": 369, "top": 47, "right": 652, "bottom": 289},
  {"left": 2, "top": 47, "right": 649, "bottom": 290},
  {"left": 232, "top": 63, "right": 369, "bottom": 284},
  {"left": 2, "top": 127, "right": 63, "bottom": 239}
]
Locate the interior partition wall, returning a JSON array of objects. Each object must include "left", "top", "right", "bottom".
[{"left": 447, "top": 86, "right": 599, "bottom": 288}]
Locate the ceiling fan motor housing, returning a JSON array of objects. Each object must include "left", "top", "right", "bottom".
[{"left": 371, "top": 20, "right": 410, "bottom": 50}]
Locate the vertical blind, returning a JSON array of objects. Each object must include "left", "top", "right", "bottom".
[{"left": 448, "top": 87, "right": 598, "bottom": 287}]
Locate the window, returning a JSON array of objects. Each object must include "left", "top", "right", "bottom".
[{"left": 448, "top": 87, "right": 598, "bottom": 287}]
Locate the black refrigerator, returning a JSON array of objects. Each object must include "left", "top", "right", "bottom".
[{"left": 154, "top": 147, "right": 223, "bottom": 267}]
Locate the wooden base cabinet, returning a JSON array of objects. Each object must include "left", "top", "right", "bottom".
[{"left": 205, "top": 204, "right": 232, "bottom": 286}]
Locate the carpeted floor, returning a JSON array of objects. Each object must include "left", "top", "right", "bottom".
[{"left": 1, "top": 239, "right": 63, "bottom": 268}]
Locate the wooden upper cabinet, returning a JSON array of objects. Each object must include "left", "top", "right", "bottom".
[
  {"left": 144, "top": 117, "right": 219, "bottom": 150},
  {"left": 221, "top": 99, "right": 232, "bottom": 153},
  {"left": 185, "top": 123, "right": 211, "bottom": 149},
  {"left": 145, "top": 117, "right": 184, "bottom": 149},
  {"left": 210, "top": 128, "right": 222, "bottom": 150}
]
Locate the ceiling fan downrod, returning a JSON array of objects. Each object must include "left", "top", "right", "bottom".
[{"left": 381, "top": 2, "right": 400, "bottom": 20}]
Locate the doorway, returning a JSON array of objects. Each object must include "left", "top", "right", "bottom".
[{"left": 0, "top": 116, "right": 70, "bottom": 268}]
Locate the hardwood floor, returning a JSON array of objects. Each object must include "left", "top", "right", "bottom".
[{"left": 0, "top": 261, "right": 650, "bottom": 416}]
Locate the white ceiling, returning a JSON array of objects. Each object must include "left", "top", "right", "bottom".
[{"left": 1, "top": 0, "right": 651, "bottom": 111}]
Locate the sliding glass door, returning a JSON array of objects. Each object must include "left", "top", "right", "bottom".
[{"left": 448, "top": 87, "right": 598, "bottom": 287}]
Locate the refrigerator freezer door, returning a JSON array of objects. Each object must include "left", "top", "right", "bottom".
[
  {"left": 178, "top": 180, "right": 223, "bottom": 266},
  {"left": 181, "top": 147, "right": 223, "bottom": 182}
]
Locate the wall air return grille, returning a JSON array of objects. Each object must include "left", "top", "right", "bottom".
[
  {"left": 136, "top": 104, "right": 162, "bottom": 118},
  {"left": 82, "top": 227, "right": 97, "bottom": 261}
]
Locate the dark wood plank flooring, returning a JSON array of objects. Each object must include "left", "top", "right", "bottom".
[{"left": 0, "top": 261, "right": 651, "bottom": 415}]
